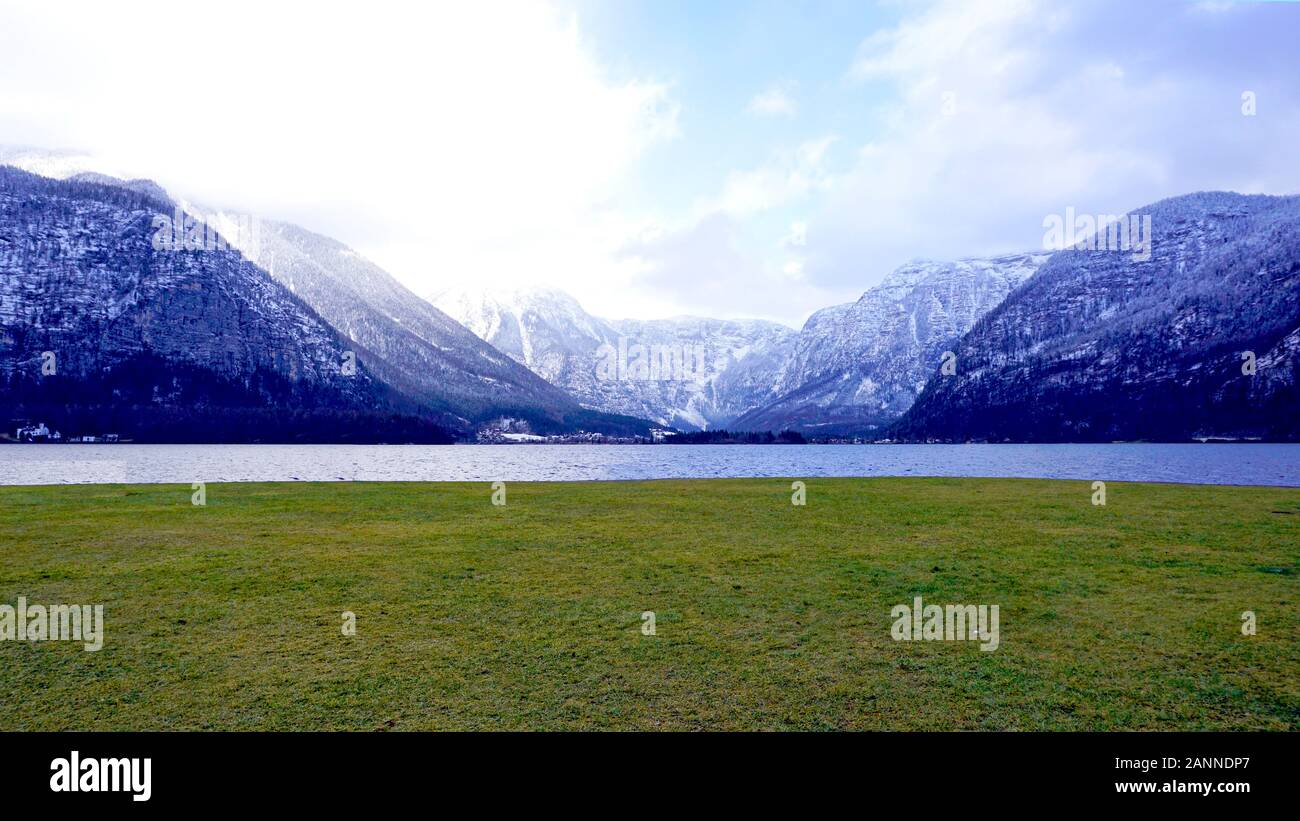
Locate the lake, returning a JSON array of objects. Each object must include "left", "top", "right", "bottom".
[{"left": 0, "top": 443, "right": 1296, "bottom": 486}]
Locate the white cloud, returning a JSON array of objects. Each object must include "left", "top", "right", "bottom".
[
  {"left": 748, "top": 85, "right": 797, "bottom": 117},
  {"left": 802, "top": 0, "right": 1300, "bottom": 293},
  {"left": 708, "top": 136, "right": 837, "bottom": 218},
  {"left": 0, "top": 0, "right": 678, "bottom": 309},
  {"left": 784, "top": 220, "right": 808, "bottom": 248},
  {"left": 606, "top": 138, "right": 842, "bottom": 322},
  {"left": 614, "top": 213, "right": 838, "bottom": 325},
  {"left": 1, "top": 0, "right": 1295, "bottom": 329},
  {"left": 618, "top": 0, "right": 1300, "bottom": 325},
  {"left": 847, "top": 0, "right": 1040, "bottom": 84},
  {"left": 1191, "top": 1, "right": 1238, "bottom": 15}
]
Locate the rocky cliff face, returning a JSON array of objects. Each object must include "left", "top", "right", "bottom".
[
  {"left": 1, "top": 148, "right": 651, "bottom": 437},
  {"left": 208, "top": 218, "right": 644, "bottom": 434},
  {"left": 0, "top": 168, "right": 368, "bottom": 391},
  {"left": 733, "top": 253, "right": 1046, "bottom": 434},
  {"left": 894, "top": 192, "right": 1300, "bottom": 442},
  {"left": 431, "top": 286, "right": 798, "bottom": 429},
  {"left": 0, "top": 166, "right": 449, "bottom": 442},
  {"left": 9, "top": 146, "right": 1293, "bottom": 443}
]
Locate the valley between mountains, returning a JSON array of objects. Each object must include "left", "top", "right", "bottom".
[{"left": 2, "top": 148, "right": 1296, "bottom": 443}]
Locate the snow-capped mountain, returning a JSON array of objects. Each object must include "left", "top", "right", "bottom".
[
  {"left": 601, "top": 315, "right": 798, "bottom": 429},
  {"left": 733, "top": 252, "right": 1047, "bottom": 434},
  {"left": 431, "top": 286, "right": 798, "bottom": 429},
  {"left": 0, "top": 146, "right": 121, "bottom": 183},
  {"left": 69, "top": 172, "right": 171, "bottom": 204},
  {"left": 431, "top": 286, "right": 611, "bottom": 386},
  {"left": 9, "top": 148, "right": 1293, "bottom": 442},
  {"left": 0, "top": 166, "right": 448, "bottom": 442},
  {"left": 0, "top": 147, "right": 647, "bottom": 436},
  {"left": 895, "top": 192, "right": 1300, "bottom": 442},
  {"left": 195, "top": 217, "right": 641, "bottom": 434}
]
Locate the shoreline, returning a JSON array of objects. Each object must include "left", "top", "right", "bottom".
[{"left": 4, "top": 475, "right": 1300, "bottom": 490}]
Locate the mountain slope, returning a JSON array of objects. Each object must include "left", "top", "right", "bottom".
[
  {"left": 0, "top": 166, "right": 450, "bottom": 442},
  {"left": 734, "top": 253, "right": 1047, "bottom": 434},
  {"left": 0, "top": 146, "right": 117, "bottom": 183},
  {"left": 894, "top": 192, "right": 1300, "bottom": 442},
  {"left": 210, "top": 218, "right": 646, "bottom": 434},
  {"left": 1, "top": 148, "right": 650, "bottom": 437},
  {"left": 431, "top": 286, "right": 798, "bottom": 429}
]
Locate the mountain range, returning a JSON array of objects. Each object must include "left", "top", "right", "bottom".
[
  {"left": 432, "top": 252, "right": 1044, "bottom": 434},
  {"left": 432, "top": 286, "right": 797, "bottom": 429},
  {"left": 0, "top": 150, "right": 648, "bottom": 440},
  {"left": 2, "top": 146, "right": 1296, "bottom": 443},
  {"left": 0, "top": 166, "right": 449, "bottom": 443},
  {"left": 895, "top": 192, "right": 1300, "bottom": 442},
  {"left": 192, "top": 212, "right": 647, "bottom": 436},
  {"left": 733, "top": 253, "right": 1048, "bottom": 434}
]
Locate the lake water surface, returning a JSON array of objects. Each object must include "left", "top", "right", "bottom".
[{"left": 1, "top": 443, "right": 1296, "bottom": 486}]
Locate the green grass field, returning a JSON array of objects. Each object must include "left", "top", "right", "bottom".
[{"left": 1, "top": 478, "right": 1296, "bottom": 731}]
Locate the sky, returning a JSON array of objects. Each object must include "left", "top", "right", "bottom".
[{"left": 0, "top": 0, "right": 1297, "bottom": 327}]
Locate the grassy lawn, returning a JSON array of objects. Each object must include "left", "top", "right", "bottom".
[{"left": 1, "top": 477, "right": 1296, "bottom": 731}]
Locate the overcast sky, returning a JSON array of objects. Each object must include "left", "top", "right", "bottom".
[{"left": 1, "top": 0, "right": 1297, "bottom": 327}]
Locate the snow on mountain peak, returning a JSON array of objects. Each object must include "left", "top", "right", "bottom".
[{"left": 432, "top": 285, "right": 799, "bottom": 429}]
